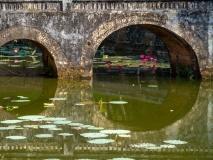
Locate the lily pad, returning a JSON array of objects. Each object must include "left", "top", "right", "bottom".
[
  {"left": 109, "top": 101, "right": 128, "bottom": 104},
  {"left": 53, "top": 121, "right": 72, "bottom": 124},
  {"left": 109, "top": 158, "right": 135, "bottom": 160},
  {"left": 23, "top": 125, "right": 39, "bottom": 128},
  {"left": 87, "top": 127, "right": 104, "bottom": 130},
  {"left": 160, "top": 144, "right": 176, "bottom": 148},
  {"left": 49, "top": 98, "right": 67, "bottom": 100},
  {"left": 87, "top": 139, "right": 115, "bottom": 144},
  {"left": 80, "top": 133, "right": 108, "bottom": 138},
  {"left": 75, "top": 103, "right": 85, "bottom": 106},
  {"left": 1, "top": 120, "right": 23, "bottom": 124},
  {"left": 118, "top": 134, "right": 131, "bottom": 138},
  {"left": 146, "top": 146, "right": 162, "bottom": 150},
  {"left": 100, "top": 130, "right": 130, "bottom": 134},
  {"left": 48, "top": 128, "right": 62, "bottom": 131},
  {"left": 11, "top": 100, "right": 30, "bottom": 102},
  {"left": 68, "top": 123, "right": 84, "bottom": 126},
  {"left": 163, "top": 140, "right": 187, "bottom": 145},
  {"left": 6, "top": 136, "right": 26, "bottom": 140},
  {"left": 18, "top": 115, "right": 45, "bottom": 120},
  {"left": 39, "top": 125, "right": 57, "bottom": 129},
  {"left": 43, "top": 117, "right": 66, "bottom": 121},
  {"left": 35, "top": 134, "right": 53, "bottom": 138},
  {"left": 148, "top": 85, "right": 158, "bottom": 88},
  {"left": 58, "top": 133, "right": 73, "bottom": 136}
]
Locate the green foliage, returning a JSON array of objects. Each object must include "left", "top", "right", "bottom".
[{"left": 177, "top": 65, "right": 196, "bottom": 79}]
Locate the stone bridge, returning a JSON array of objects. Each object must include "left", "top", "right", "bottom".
[{"left": 0, "top": 0, "right": 212, "bottom": 78}]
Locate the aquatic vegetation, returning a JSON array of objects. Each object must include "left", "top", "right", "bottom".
[
  {"left": 160, "top": 144, "right": 176, "bottom": 148},
  {"left": 39, "top": 125, "right": 57, "bottom": 129},
  {"left": 87, "top": 127, "right": 104, "bottom": 130},
  {"left": 146, "top": 146, "right": 162, "bottom": 150},
  {"left": 43, "top": 117, "right": 67, "bottom": 121},
  {"left": 118, "top": 134, "right": 131, "bottom": 138},
  {"left": 163, "top": 140, "right": 188, "bottom": 145},
  {"left": 18, "top": 115, "right": 45, "bottom": 120},
  {"left": 58, "top": 133, "right": 73, "bottom": 136},
  {"left": 11, "top": 100, "right": 30, "bottom": 102},
  {"left": 109, "top": 101, "right": 128, "bottom": 104},
  {"left": 48, "top": 128, "right": 62, "bottom": 131},
  {"left": 49, "top": 98, "right": 67, "bottom": 100},
  {"left": 44, "top": 103, "right": 54, "bottom": 106},
  {"left": 6, "top": 136, "right": 26, "bottom": 140},
  {"left": 53, "top": 121, "right": 72, "bottom": 124},
  {"left": 75, "top": 103, "right": 85, "bottom": 106},
  {"left": 80, "top": 133, "right": 108, "bottom": 138},
  {"left": 23, "top": 125, "right": 39, "bottom": 128},
  {"left": 35, "top": 134, "right": 53, "bottom": 138},
  {"left": 148, "top": 85, "right": 158, "bottom": 88},
  {"left": 1, "top": 120, "right": 23, "bottom": 124},
  {"left": 87, "top": 139, "right": 115, "bottom": 144},
  {"left": 100, "top": 130, "right": 130, "bottom": 134},
  {"left": 68, "top": 123, "right": 84, "bottom": 126}
]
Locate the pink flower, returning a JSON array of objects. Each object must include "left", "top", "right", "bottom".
[
  {"left": 154, "top": 59, "right": 157, "bottom": 61},
  {"left": 143, "top": 59, "right": 148, "bottom": 61},
  {"left": 150, "top": 66, "right": 153, "bottom": 68},
  {"left": 163, "top": 55, "right": 167, "bottom": 58},
  {"left": 118, "top": 65, "right": 123, "bottom": 67},
  {"left": 155, "top": 67, "right": 157, "bottom": 70},
  {"left": 14, "top": 49, "right": 18, "bottom": 54},
  {"left": 149, "top": 52, "right": 153, "bottom": 54},
  {"left": 118, "top": 68, "right": 122, "bottom": 71},
  {"left": 150, "top": 58, "right": 153, "bottom": 60},
  {"left": 145, "top": 56, "right": 150, "bottom": 59},
  {"left": 140, "top": 55, "right": 144, "bottom": 58},
  {"left": 107, "top": 63, "right": 111, "bottom": 65},
  {"left": 107, "top": 69, "right": 111, "bottom": 72},
  {"left": 141, "top": 61, "right": 144, "bottom": 64},
  {"left": 14, "top": 59, "right": 18, "bottom": 63}
]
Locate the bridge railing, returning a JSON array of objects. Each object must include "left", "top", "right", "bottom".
[
  {"left": 70, "top": 1, "right": 213, "bottom": 11},
  {"left": 0, "top": 1, "right": 63, "bottom": 12}
]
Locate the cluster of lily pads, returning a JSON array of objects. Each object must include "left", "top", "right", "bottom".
[
  {"left": 0, "top": 114, "right": 133, "bottom": 144},
  {"left": 129, "top": 140, "right": 188, "bottom": 150}
]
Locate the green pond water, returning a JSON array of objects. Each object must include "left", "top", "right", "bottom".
[{"left": 0, "top": 75, "right": 212, "bottom": 160}]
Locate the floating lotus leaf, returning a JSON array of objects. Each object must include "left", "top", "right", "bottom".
[
  {"left": 11, "top": 100, "right": 30, "bottom": 102},
  {"left": 18, "top": 115, "right": 45, "bottom": 120},
  {"left": 0, "top": 127, "right": 16, "bottom": 130},
  {"left": 163, "top": 140, "right": 187, "bottom": 145},
  {"left": 39, "top": 125, "right": 57, "bottom": 129},
  {"left": 15, "top": 127, "right": 24, "bottom": 130},
  {"left": 53, "top": 121, "right": 72, "bottom": 124},
  {"left": 58, "top": 133, "right": 73, "bottom": 136},
  {"left": 80, "top": 133, "right": 108, "bottom": 138},
  {"left": 160, "top": 144, "right": 176, "bottom": 148},
  {"left": 118, "top": 134, "right": 131, "bottom": 138},
  {"left": 87, "top": 127, "right": 104, "bottom": 130},
  {"left": 68, "top": 123, "right": 84, "bottom": 126},
  {"left": 44, "top": 103, "right": 54, "bottom": 106},
  {"left": 49, "top": 98, "right": 67, "bottom": 100},
  {"left": 23, "top": 125, "right": 38, "bottom": 128},
  {"left": 43, "top": 117, "right": 66, "bottom": 121},
  {"left": 81, "top": 125, "right": 94, "bottom": 128},
  {"left": 109, "top": 101, "right": 128, "bottom": 104},
  {"left": 1, "top": 120, "right": 23, "bottom": 124},
  {"left": 48, "top": 128, "right": 62, "bottom": 131},
  {"left": 129, "top": 143, "right": 156, "bottom": 148},
  {"left": 100, "top": 130, "right": 130, "bottom": 134},
  {"left": 109, "top": 158, "right": 135, "bottom": 160},
  {"left": 19, "top": 96, "right": 28, "bottom": 99},
  {"left": 145, "top": 146, "right": 162, "bottom": 150},
  {"left": 43, "top": 159, "right": 60, "bottom": 160},
  {"left": 6, "top": 136, "right": 26, "bottom": 140},
  {"left": 35, "top": 134, "right": 53, "bottom": 138},
  {"left": 87, "top": 139, "right": 115, "bottom": 144}
]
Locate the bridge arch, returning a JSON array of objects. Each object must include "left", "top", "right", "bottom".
[
  {"left": 0, "top": 26, "right": 67, "bottom": 77},
  {"left": 81, "top": 13, "right": 211, "bottom": 77}
]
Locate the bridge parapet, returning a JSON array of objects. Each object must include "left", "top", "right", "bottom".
[
  {"left": 0, "top": 0, "right": 62, "bottom": 12},
  {"left": 70, "top": 1, "right": 213, "bottom": 11}
]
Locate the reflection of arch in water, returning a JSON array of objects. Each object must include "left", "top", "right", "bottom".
[
  {"left": 0, "top": 77, "right": 58, "bottom": 116},
  {"left": 92, "top": 78, "right": 200, "bottom": 131}
]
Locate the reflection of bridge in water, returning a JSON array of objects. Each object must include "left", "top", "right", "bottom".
[{"left": 0, "top": 77, "right": 213, "bottom": 159}]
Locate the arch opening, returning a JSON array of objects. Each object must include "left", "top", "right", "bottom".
[
  {"left": 0, "top": 39, "right": 57, "bottom": 77},
  {"left": 92, "top": 24, "right": 200, "bottom": 78}
]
